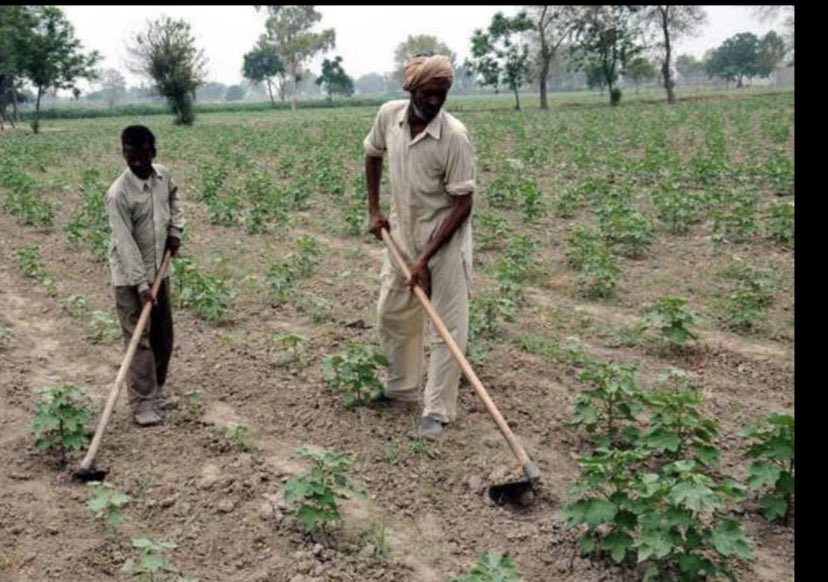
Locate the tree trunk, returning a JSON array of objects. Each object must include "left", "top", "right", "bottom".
[
  {"left": 538, "top": 10, "right": 550, "bottom": 111},
  {"left": 661, "top": 8, "right": 676, "bottom": 105},
  {"left": 34, "top": 86, "right": 43, "bottom": 134},
  {"left": 513, "top": 83, "right": 521, "bottom": 111},
  {"left": 290, "top": 67, "right": 298, "bottom": 111},
  {"left": 11, "top": 87, "right": 18, "bottom": 126},
  {"left": 266, "top": 78, "right": 276, "bottom": 108}
]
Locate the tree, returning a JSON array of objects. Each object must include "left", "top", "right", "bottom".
[
  {"left": 98, "top": 68, "right": 126, "bottom": 107},
  {"left": 624, "top": 56, "right": 657, "bottom": 92},
  {"left": 315, "top": 56, "right": 354, "bottom": 100},
  {"left": 16, "top": 6, "right": 100, "bottom": 133},
  {"left": 570, "top": 5, "right": 646, "bottom": 105},
  {"left": 225, "top": 84, "right": 246, "bottom": 101},
  {"left": 675, "top": 53, "right": 704, "bottom": 77},
  {"left": 705, "top": 32, "right": 782, "bottom": 87},
  {"left": 354, "top": 72, "right": 384, "bottom": 95},
  {"left": 525, "top": 5, "right": 579, "bottom": 110},
  {"left": 1, "top": 6, "right": 34, "bottom": 128},
  {"left": 752, "top": 6, "right": 794, "bottom": 61},
  {"left": 261, "top": 5, "right": 335, "bottom": 110},
  {"left": 757, "top": 30, "right": 787, "bottom": 77},
  {"left": 242, "top": 37, "right": 285, "bottom": 108},
  {"left": 393, "top": 35, "right": 457, "bottom": 85},
  {"left": 585, "top": 61, "right": 607, "bottom": 93},
  {"left": 642, "top": 6, "right": 707, "bottom": 104},
  {"left": 127, "top": 16, "right": 207, "bottom": 125},
  {"left": 468, "top": 11, "right": 534, "bottom": 110}
]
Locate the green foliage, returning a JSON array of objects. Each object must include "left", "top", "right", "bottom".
[
  {"left": 87, "top": 481, "right": 131, "bottom": 532},
  {"left": 281, "top": 446, "right": 366, "bottom": 535},
  {"left": 322, "top": 343, "right": 388, "bottom": 408},
  {"left": 225, "top": 422, "right": 254, "bottom": 452},
  {"left": 127, "top": 16, "right": 207, "bottom": 125},
  {"left": 743, "top": 413, "right": 794, "bottom": 524},
  {"left": 172, "top": 257, "right": 234, "bottom": 323},
  {"left": 30, "top": 383, "right": 94, "bottom": 465},
  {"left": 121, "top": 537, "right": 195, "bottom": 581},
  {"left": 642, "top": 297, "right": 699, "bottom": 349},
  {"left": 764, "top": 202, "right": 794, "bottom": 247},
  {"left": 64, "top": 168, "right": 109, "bottom": 260},
  {"left": 450, "top": 551, "right": 523, "bottom": 582}
]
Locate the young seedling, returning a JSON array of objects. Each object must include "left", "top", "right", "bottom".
[
  {"left": 743, "top": 413, "right": 795, "bottom": 524},
  {"left": 30, "top": 384, "right": 94, "bottom": 466},
  {"left": 87, "top": 481, "right": 131, "bottom": 532},
  {"left": 450, "top": 551, "right": 523, "bottom": 582},
  {"left": 322, "top": 343, "right": 388, "bottom": 408},
  {"left": 281, "top": 446, "right": 366, "bottom": 536},
  {"left": 225, "top": 422, "right": 254, "bottom": 452}
]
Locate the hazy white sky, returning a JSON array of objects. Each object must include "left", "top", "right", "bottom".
[{"left": 59, "top": 5, "right": 789, "bottom": 89}]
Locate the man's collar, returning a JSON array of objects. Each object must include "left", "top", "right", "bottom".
[
  {"left": 124, "top": 165, "right": 159, "bottom": 191},
  {"left": 397, "top": 102, "right": 444, "bottom": 141}
]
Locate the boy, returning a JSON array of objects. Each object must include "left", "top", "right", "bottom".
[{"left": 105, "top": 125, "right": 184, "bottom": 426}]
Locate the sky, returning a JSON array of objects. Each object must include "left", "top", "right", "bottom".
[{"left": 59, "top": 5, "right": 790, "bottom": 90}]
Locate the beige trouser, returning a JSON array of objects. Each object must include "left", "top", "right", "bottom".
[{"left": 377, "top": 248, "right": 470, "bottom": 423}]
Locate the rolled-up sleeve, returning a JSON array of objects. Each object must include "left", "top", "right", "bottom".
[
  {"left": 363, "top": 107, "right": 388, "bottom": 158},
  {"left": 445, "top": 130, "right": 476, "bottom": 196},
  {"left": 168, "top": 174, "right": 184, "bottom": 238}
]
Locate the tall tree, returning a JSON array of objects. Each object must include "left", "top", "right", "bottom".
[
  {"left": 315, "top": 55, "right": 354, "bottom": 100},
  {"left": 468, "top": 11, "right": 534, "bottom": 110},
  {"left": 393, "top": 34, "right": 457, "bottom": 84},
  {"left": 525, "top": 5, "right": 579, "bottom": 109},
  {"left": 675, "top": 53, "right": 704, "bottom": 77},
  {"left": 624, "top": 56, "right": 657, "bottom": 92},
  {"left": 752, "top": 6, "right": 794, "bottom": 61},
  {"left": 262, "top": 5, "right": 335, "bottom": 110},
  {"left": 16, "top": 6, "right": 100, "bottom": 133},
  {"left": 642, "top": 6, "right": 707, "bottom": 104},
  {"left": 243, "top": 36, "right": 285, "bottom": 108},
  {"left": 570, "top": 5, "right": 646, "bottom": 106},
  {"left": 704, "top": 32, "right": 783, "bottom": 88},
  {"left": 757, "top": 30, "right": 787, "bottom": 77},
  {"left": 0, "top": 6, "right": 34, "bottom": 128},
  {"left": 127, "top": 16, "right": 208, "bottom": 125}
]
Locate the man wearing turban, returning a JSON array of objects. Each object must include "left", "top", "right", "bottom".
[{"left": 363, "top": 53, "right": 476, "bottom": 438}]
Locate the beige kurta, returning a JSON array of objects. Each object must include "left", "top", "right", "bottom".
[
  {"left": 105, "top": 163, "right": 184, "bottom": 292},
  {"left": 364, "top": 100, "right": 476, "bottom": 423}
]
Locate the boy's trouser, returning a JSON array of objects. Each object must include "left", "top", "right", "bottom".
[
  {"left": 377, "top": 250, "right": 470, "bottom": 424},
  {"left": 114, "top": 280, "right": 173, "bottom": 412}
]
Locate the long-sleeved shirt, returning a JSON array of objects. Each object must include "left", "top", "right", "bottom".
[{"left": 105, "top": 163, "right": 184, "bottom": 292}]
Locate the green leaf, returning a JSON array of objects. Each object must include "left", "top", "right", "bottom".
[
  {"left": 604, "top": 531, "right": 633, "bottom": 563},
  {"left": 669, "top": 481, "right": 719, "bottom": 513},
  {"left": 776, "top": 471, "right": 794, "bottom": 495},
  {"left": 711, "top": 519, "right": 754, "bottom": 559},
  {"left": 645, "top": 429, "right": 681, "bottom": 453},
  {"left": 142, "top": 553, "right": 165, "bottom": 572},
  {"left": 564, "top": 498, "right": 617, "bottom": 528},
  {"left": 578, "top": 536, "right": 596, "bottom": 555},
  {"left": 121, "top": 559, "right": 135, "bottom": 574},
  {"left": 747, "top": 462, "right": 781, "bottom": 491},
  {"left": 642, "top": 564, "right": 660, "bottom": 582},
  {"left": 678, "top": 554, "right": 711, "bottom": 577},
  {"left": 759, "top": 494, "right": 788, "bottom": 521},
  {"left": 694, "top": 444, "right": 720, "bottom": 466},
  {"left": 635, "top": 528, "right": 674, "bottom": 562},
  {"left": 297, "top": 505, "right": 326, "bottom": 532}
]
